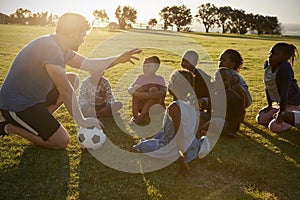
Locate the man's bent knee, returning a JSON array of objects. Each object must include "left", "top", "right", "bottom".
[{"left": 47, "top": 126, "right": 70, "bottom": 149}]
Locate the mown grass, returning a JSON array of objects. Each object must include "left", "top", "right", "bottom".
[{"left": 0, "top": 24, "right": 300, "bottom": 200}]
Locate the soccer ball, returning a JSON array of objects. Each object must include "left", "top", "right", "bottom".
[{"left": 77, "top": 127, "right": 106, "bottom": 150}]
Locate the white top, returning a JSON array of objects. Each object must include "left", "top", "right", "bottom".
[
  {"left": 264, "top": 65, "right": 281, "bottom": 102},
  {"left": 145, "top": 99, "right": 197, "bottom": 161}
]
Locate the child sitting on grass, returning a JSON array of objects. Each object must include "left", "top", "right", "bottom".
[
  {"left": 218, "top": 49, "right": 252, "bottom": 108},
  {"left": 128, "top": 56, "right": 166, "bottom": 125},
  {"left": 181, "top": 50, "right": 213, "bottom": 127},
  {"left": 200, "top": 67, "right": 244, "bottom": 138},
  {"left": 256, "top": 42, "right": 300, "bottom": 132},
  {"left": 78, "top": 71, "right": 122, "bottom": 119},
  {"left": 133, "top": 69, "right": 210, "bottom": 176}
]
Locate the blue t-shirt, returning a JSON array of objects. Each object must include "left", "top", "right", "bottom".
[
  {"left": 0, "top": 34, "right": 75, "bottom": 112},
  {"left": 231, "top": 69, "right": 252, "bottom": 108}
]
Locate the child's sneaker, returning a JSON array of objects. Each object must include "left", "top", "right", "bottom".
[
  {"left": 0, "top": 121, "right": 9, "bottom": 137},
  {"left": 198, "top": 136, "right": 210, "bottom": 158},
  {"left": 129, "top": 117, "right": 136, "bottom": 126}
]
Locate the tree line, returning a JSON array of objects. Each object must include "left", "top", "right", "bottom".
[
  {"left": 159, "top": 3, "right": 282, "bottom": 34},
  {"left": 195, "top": 3, "right": 282, "bottom": 34},
  {"left": 0, "top": 8, "right": 58, "bottom": 26},
  {"left": 0, "top": 3, "right": 283, "bottom": 35}
]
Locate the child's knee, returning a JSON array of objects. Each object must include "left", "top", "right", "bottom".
[
  {"left": 256, "top": 109, "right": 276, "bottom": 125},
  {"left": 281, "top": 111, "right": 294, "bottom": 125},
  {"left": 268, "top": 119, "right": 291, "bottom": 132},
  {"left": 256, "top": 114, "right": 272, "bottom": 126}
]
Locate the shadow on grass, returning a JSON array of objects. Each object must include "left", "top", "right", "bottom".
[
  {"left": 0, "top": 145, "right": 69, "bottom": 200},
  {"left": 78, "top": 117, "right": 149, "bottom": 199},
  {"left": 239, "top": 121, "right": 300, "bottom": 199},
  {"left": 243, "top": 121, "right": 300, "bottom": 165},
  {"left": 78, "top": 149, "right": 152, "bottom": 200},
  {"left": 76, "top": 117, "right": 253, "bottom": 199},
  {"left": 77, "top": 117, "right": 300, "bottom": 199}
]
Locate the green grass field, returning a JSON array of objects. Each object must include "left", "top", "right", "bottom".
[{"left": 0, "top": 24, "right": 300, "bottom": 200}]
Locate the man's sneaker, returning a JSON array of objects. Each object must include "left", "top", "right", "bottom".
[{"left": 0, "top": 121, "right": 9, "bottom": 137}]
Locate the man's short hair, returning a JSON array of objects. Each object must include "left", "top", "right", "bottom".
[{"left": 56, "top": 13, "right": 91, "bottom": 35}]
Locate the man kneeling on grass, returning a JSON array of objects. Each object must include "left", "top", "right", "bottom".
[{"left": 0, "top": 12, "right": 141, "bottom": 149}]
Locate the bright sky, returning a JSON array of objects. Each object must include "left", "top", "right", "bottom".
[{"left": 0, "top": 0, "right": 299, "bottom": 24}]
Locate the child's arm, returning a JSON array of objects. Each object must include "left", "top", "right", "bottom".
[
  {"left": 232, "top": 85, "right": 246, "bottom": 121},
  {"left": 145, "top": 85, "right": 166, "bottom": 99},
  {"left": 276, "top": 64, "right": 293, "bottom": 121},
  {"left": 144, "top": 77, "right": 167, "bottom": 99},
  {"left": 128, "top": 76, "right": 142, "bottom": 95},
  {"left": 130, "top": 85, "right": 166, "bottom": 100},
  {"left": 128, "top": 83, "right": 140, "bottom": 95},
  {"left": 131, "top": 87, "right": 148, "bottom": 99},
  {"left": 277, "top": 65, "right": 293, "bottom": 111},
  {"left": 169, "top": 102, "right": 190, "bottom": 175}
]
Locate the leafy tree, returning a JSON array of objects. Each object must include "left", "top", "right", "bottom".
[
  {"left": 10, "top": 8, "right": 31, "bottom": 24},
  {"left": 115, "top": 6, "right": 122, "bottom": 27},
  {"left": 92, "top": 9, "right": 109, "bottom": 27},
  {"left": 169, "top": 5, "right": 192, "bottom": 32},
  {"left": 148, "top": 18, "right": 157, "bottom": 29},
  {"left": 36, "top": 12, "right": 48, "bottom": 26},
  {"left": 218, "top": 6, "right": 233, "bottom": 33},
  {"left": 47, "top": 13, "right": 58, "bottom": 26},
  {"left": 159, "top": 5, "right": 192, "bottom": 32},
  {"left": 230, "top": 9, "right": 249, "bottom": 34},
  {"left": 195, "top": 3, "right": 219, "bottom": 33},
  {"left": 264, "top": 16, "right": 283, "bottom": 34},
  {"left": 159, "top": 6, "right": 172, "bottom": 30},
  {"left": 115, "top": 5, "right": 137, "bottom": 29},
  {"left": 49, "top": 14, "right": 59, "bottom": 26},
  {"left": 249, "top": 14, "right": 265, "bottom": 35},
  {"left": 2, "top": 8, "right": 58, "bottom": 26},
  {"left": 248, "top": 14, "right": 283, "bottom": 35}
]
